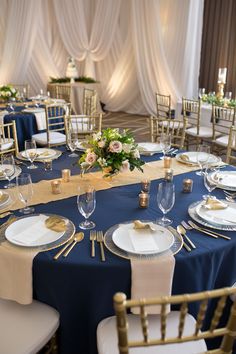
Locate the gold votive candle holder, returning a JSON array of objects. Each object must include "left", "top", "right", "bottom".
[
  {"left": 141, "top": 179, "right": 151, "bottom": 193},
  {"left": 44, "top": 159, "right": 52, "bottom": 171},
  {"left": 139, "top": 192, "right": 149, "bottom": 208},
  {"left": 182, "top": 178, "right": 193, "bottom": 193},
  {"left": 164, "top": 168, "right": 173, "bottom": 182},
  {"left": 164, "top": 156, "right": 172, "bottom": 168},
  {"left": 62, "top": 169, "right": 71, "bottom": 182},
  {"left": 51, "top": 180, "right": 61, "bottom": 194}
]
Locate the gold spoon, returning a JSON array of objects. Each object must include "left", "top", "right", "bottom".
[
  {"left": 177, "top": 225, "right": 196, "bottom": 249},
  {"left": 63, "top": 232, "right": 84, "bottom": 257}
]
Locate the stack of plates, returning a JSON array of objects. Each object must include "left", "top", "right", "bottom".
[
  {"left": 207, "top": 171, "right": 236, "bottom": 191},
  {"left": 138, "top": 142, "right": 162, "bottom": 155},
  {"left": 188, "top": 200, "right": 236, "bottom": 231},
  {"left": 0, "top": 164, "right": 21, "bottom": 180},
  {"left": 22, "top": 108, "right": 44, "bottom": 113},
  {"left": 19, "top": 148, "right": 59, "bottom": 161},
  {"left": 176, "top": 152, "right": 221, "bottom": 166}
]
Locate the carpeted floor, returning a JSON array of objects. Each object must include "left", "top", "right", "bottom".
[{"left": 102, "top": 111, "right": 150, "bottom": 142}]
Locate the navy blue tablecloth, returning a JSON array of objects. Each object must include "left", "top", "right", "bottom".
[{"left": 1, "top": 151, "right": 236, "bottom": 354}]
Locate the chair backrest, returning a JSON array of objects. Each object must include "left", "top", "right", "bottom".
[
  {"left": 150, "top": 116, "right": 188, "bottom": 149},
  {"left": 45, "top": 103, "right": 71, "bottom": 147},
  {"left": 10, "top": 84, "right": 30, "bottom": 99},
  {"left": 226, "top": 125, "right": 236, "bottom": 164},
  {"left": 0, "top": 121, "right": 19, "bottom": 156},
  {"left": 212, "top": 104, "right": 236, "bottom": 141},
  {"left": 182, "top": 97, "right": 201, "bottom": 134},
  {"left": 64, "top": 113, "right": 103, "bottom": 142},
  {"left": 55, "top": 84, "right": 71, "bottom": 103},
  {"left": 114, "top": 287, "right": 236, "bottom": 354},
  {"left": 47, "top": 83, "right": 57, "bottom": 99},
  {"left": 83, "top": 88, "right": 97, "bottom": 116},
  {"left": 155, "top": 93, "right": 172, "bottom": 119}
]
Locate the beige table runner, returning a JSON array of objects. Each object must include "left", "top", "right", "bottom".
[{"left": 1, "top": 159, "right": 200, "bottom": 213}]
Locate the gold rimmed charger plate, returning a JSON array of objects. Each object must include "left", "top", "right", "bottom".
[
  {"left": 104, "top": 220, "right": 183, "bottom": 260},
  {"left": 0, "top": 213, "right": 75, "bottom": 252},
  {"left": 17, "top": 149, "right": 62, "bottom": 162}
]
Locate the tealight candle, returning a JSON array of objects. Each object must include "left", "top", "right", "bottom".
[
  {"left": 164, "top": 168, "right": 173, "bottom": 182},
  {"left": 139, "top": 192, "right": 149, "bottom": 208},
  {"left": 51, "top": 180, "right": 61, "bottom": 194},
  {"left": 164, "top": 156, "right": 172, "bottom": 168},
  {"left": 141, "top": 179, "right": 151, "bottom": 193},
  {"left": 182, "top": 178, "right": 193, "bottom": 193},
  {"left": 62, "top": 169, "right": 71, "bottom": 182},
  {"left": 44, "top": 159, "right": 52, "bottom": 171}
]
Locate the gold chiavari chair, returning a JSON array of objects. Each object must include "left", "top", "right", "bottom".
[
  {"left": 56, "top": 84, "right": 71, "bottom": 103},
  {"left": 64, "top": 113, "right": 103, "bottom": 142},
  {"left": 226, "top": 125, "right": 236, "bottom": 164},
  {"left": 212, "top": 104, "right": 236, "bottom": 156},
  {"left": 83, "top": 88, "right": 98, "bottom": 116},
  {"left": 10, "top": 83, "right": 30, "bottom": 98},
  {"left": 32, "top": 103, "right": 71, "bottom": 147},
  {"left": 183, "top": 97, "right": 213, "bottom": 148},
  {"left": 97, "top": 287, "right": 236, "bottom": 354},
  {"left": 0, "top": 121, "right": 19, "bottom": 156},
  {"left": 150, "top": 116, "right": 188, "bottom": 149},
  {"left": 156, "top": 93, "right": 174, "bottom": 119},
  {"left": 47, "top": 83, "right": 57, "bottom": 99}
]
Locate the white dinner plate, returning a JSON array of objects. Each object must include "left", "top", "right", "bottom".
[
  {"left": 5, "top": 214, "right": 66, "bottom": 247},
  {"left": 21, "top": 148, "right": 57, "bottom": 160},
  {"left": 112, "top": 222, "right": 174, "bottom": 255},
  {"left": 209, "top": 171, "right": 236, "bottom": 190},
  {"left": 176, "top": 151, "right": 221, "bottom": 166},
  {"left": 22, "top": 108, "right": 45, "bottom": 113},
  {"left": 0, "top": 164, "right": 21, "bottom": 180},
  {"left": 195, "top": 201, "right": 236, "bottom": 226},
  {"left": 138, "top": 142, "right": 163, "bottom": 155}
]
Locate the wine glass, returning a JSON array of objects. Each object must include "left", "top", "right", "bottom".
[
  {"left": 203, "top": 166, "right": 218, "bottom": 200},
  {"left": 159, "top": 133, "right": 171, "bottom": 158},
  {"left": 156, "top": 181, "right": 175, "bottom": 226},
  {"left": 196, "top": 144, "right": 210, "bottom": 176},
  {"left": 198, "top": 88, "right": 205, "bottom": 99},
  {"left": 16, "top": 173, "right": 34, "bottom": 214},
  {"left": 25, "top": 139, "right": 38, "bottom": 169},
  {"left": 67, "top": 130, "right": 78, "bottom": 157},
  {"left": 77, "top": 186, "right": 96, "bottom": 229},
  {"left": 1, "top": 155, "right": 16, "bottom": 188}
]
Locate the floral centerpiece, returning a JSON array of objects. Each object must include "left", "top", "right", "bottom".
[
  {"left": 79, "top": 128, "right": 145, "bottom": 177},
  {"left": 201, "top": 93, "right": 236, "bottom": 107},
  {"left": 0, "top": 85, "right": 19, "bottom": 101}
]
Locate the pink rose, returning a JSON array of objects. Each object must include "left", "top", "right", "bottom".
[
  {"left": 85, "top": 152, "right": 97, "bottom": 165},
  {"left": 120, "top": 159, "right": 130, "bottom": 173},
  {"left": 109, "top": 140, "right": 122, "bottom": 153},
  {"left": 98, "top": 140, "right": 105, "bottom": 148}
]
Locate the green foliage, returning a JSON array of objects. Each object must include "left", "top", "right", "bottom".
[{"left": 49, "top": 76, "right": 97, "bottom": 84}]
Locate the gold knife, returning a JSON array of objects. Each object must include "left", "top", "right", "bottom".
[{"left": 53, "top": 239, "right": 74, "bottom": 260}]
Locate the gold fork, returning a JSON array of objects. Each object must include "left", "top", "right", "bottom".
[
  {"left": 97, "top": 231, "right": 105, "bottom": 261},
  {"left": 90, "top": 230, "right": 96, "bottom": 257}
]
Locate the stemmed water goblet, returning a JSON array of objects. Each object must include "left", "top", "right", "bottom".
[
  {"left": 196, "top": 144, "right": 210, "bottom": 176},
  {"left": 16, "top": 173, "right": 34, "bottom": 214},
  {"left": 159, "top": 133, "right": 171, "bottom": 158},
  {"left": 25, "top": 139, "right": 38, "bottom": 169},
  {"left": 198, "top": 88, "right": 205, "bottom": 99},
  {"left": 1, "top": 154, "right": 16, "bottom": 188},
  {"left": 67, "top": 130, "right": 78, "bottom": 157},
  {"left": 156, "top": 181, "right": 175, "bottom": 226},
  {"left": 77, "top": 186, "right": 96, "bottom": 230},
  {"left": 203, "top": 166, "right": 218, "bottom": 200}
]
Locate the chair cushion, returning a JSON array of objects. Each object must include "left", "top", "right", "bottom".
[
  {"left": 97, "top": 311, "right": 207, "bottom": 354},
  {"left": 0, "top": 298, "right": 59, "bottom": 354},
  {"left": 215, "top": 135, "right": 229, "bottom": 147},
  {"left": 0, "top": 138, "right": 14, "bottom": 151},
  {"left": 32, "top": 131, "right": 66, "bottom": 146},
  {"left": 186, "top": 126, "right": 213, "bottom": 138}
]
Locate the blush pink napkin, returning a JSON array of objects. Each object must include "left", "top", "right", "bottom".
[
  {"left": 0, "top": 242, "right": 38, "bottom": 304},
  {"left": 131, "top": 255, "right": 175, "bottom": 314}
]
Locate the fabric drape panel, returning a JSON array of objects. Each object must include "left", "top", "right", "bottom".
[
  {"left": 199, "top": 0, "right": 236, "bottom": 97},
  {"left": 0, "top": 0, "right": 204, "bottom": 114}
]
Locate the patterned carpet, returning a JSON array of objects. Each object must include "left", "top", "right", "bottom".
[{"left": 102, "top": 111, "right": 150, "bottom": 142}]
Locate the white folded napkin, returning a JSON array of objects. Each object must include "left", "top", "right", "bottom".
[
  {"left": 131, "top": 255, "right": 175, "bottom": 314},
  {"left": 129, "top": 229, "right": 159, "bottom": 252},
  {"left": 204, "top": 206, "right": 236, "bottom": 224}
]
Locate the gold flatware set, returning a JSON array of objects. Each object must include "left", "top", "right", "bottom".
[
  {"left": 53, "top": 232, "right": 84, "bottom": 260},
  {"left": 90, "top": 230, "right": 106, "bottom": 261}
]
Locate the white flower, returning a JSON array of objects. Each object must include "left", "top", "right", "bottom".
[
  {"left": 11, "top": 88, "right": 16, "bottom": 93},
  {"left": 123, "top": 143, "right": 132, "bottom": 153},
  {"left": 6, "top": 91, "right": 11, "bottom": 97},
  {"left": 92, "top": 132, "right": 102, "bottom": 141},
  {"left": 97, "top": 157, "right": 107, "bottom": 167},
  {"left": 85, "top": 152, "right": 97, "bottom": 165},
  {"left": 98, "top": 140, "right": 105, "bottom": 148},
  {"left": 120, "top": 159, "right": 130, "bottom": 173},
  {"left": 132, "top": 149, "right": 140, "bottom": 159},
  {"left": 109, "top": 140, "right": 122, "bottom": 153}
]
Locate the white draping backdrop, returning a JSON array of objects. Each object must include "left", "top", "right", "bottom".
[{"left": 0, "top": 0, "right": 204, "bottom": 114}]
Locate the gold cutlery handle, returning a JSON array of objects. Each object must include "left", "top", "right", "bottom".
[
  {"left": 92, "top": 240, "right": 95, "bottom": 257},
  {"left": 183, "top": 241, "right": 191, "bottom": 252},
  {"left": 200, "top": 228, "right": 230, "bottom": 240},
  {"left": 184, "top": 234, "right": 196, "bottom": 249},
  {"left": 99, "top": 242, "right": 105, "bottom": 261},
  {"left": 53, "top": 240, "right": 73, "bottom": 260},
  {"left": 195, "top": 227, "right": 218, "bottom": 239},
  {"left": 63, "top": 240, "right": 76, "bottom": 257}
]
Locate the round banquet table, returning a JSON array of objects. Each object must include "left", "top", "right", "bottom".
[{"left": 0, "top": 149, "right": 236, "bottom": 354}]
